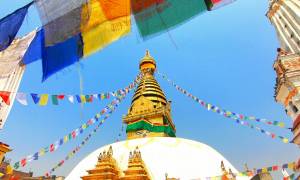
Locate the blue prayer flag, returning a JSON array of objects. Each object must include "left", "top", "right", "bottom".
[
  {"left": 33, "top": 152, "right": 39, "bottom": 160},
  {"left": 23, "top": 29, "right": 44, "bottom": 65},
  {"left": 76, "top": 95, "right": 81, "bottom": 103},
  {"left": 42, "top": 33, "right": 83, "bottom": 81},
  {"left": 0, "top": 2, "right": 33, "bottom": 51},
  {"left": 31, "top": 93, "right": 40, "bottom": 104}
]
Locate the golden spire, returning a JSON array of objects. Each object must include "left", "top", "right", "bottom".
[{"left": 123, "top": 51, "right": 176, "bottom": 139}]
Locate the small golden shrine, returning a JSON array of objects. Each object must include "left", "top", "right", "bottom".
[
  {"left": 81, "top": 146, "right": 121, "bottom": 180},
  {"left": 120, "top": 147, "right": 150, "bottom": 180},
  {"left": 81, "top": 146, "right": 150, "bottom": 180}
]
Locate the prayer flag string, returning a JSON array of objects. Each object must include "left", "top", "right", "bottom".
[
  {"left": 44, "top": 75, "right": 142, "bottom": 176},
  {"left": 205, "top": 161, "right": 296, "bottom": 180},
  {"left": 13, "top": 74, "right": 142, "bottom": 170},
  {"left": 1, "top": 89, "right": 127, "bottom": 106},
  {"left": 157, "top": 72, "right": 291, "bottom": 144},
  {"left": 45, "top": 108, "right": 115, "bottom": 177}
]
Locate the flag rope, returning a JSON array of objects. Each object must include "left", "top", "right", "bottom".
[
  {"left": 44, "top": 75, "right": 142, "bottom": 176},
  {"left": 157, "top": 72, "right": 292, "bottom": 144},
  {"left": 205, "top": 161, "right": 297, "bottom": 180},
  {"left": 13, "top": 74, "right": 142, "bottom": 170},
  {"left": 0, "top": 88, "right": 129, "bottom": 106}
]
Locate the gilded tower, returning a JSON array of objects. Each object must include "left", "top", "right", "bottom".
[
  {"left": 267, "top": 0, "right": 300, "bottom": 145},
  {"left": 123, "top": 50, "right": 176, "bottom": 139}
]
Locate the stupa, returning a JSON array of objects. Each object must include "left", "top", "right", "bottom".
[{"left": 66, "top": 51, "right": 249, "bottom": 180}]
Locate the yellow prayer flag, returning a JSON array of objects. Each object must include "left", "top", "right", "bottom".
[
  {"left": 278, "top": 122, "right": 285, "bottom": 128},
  {"left": 81, "top": 0, "right": 131, "bottom": 57},
  {"left": 64, "top": 135, "right": 69, "bottom": 143},
  {"left": 82, "top": 124, "right": 87, "bottom": 129},
  {"left": 82, "top": 17, "right": 130, "bottom": 56},
  {"left": 207, "top": 104, "right": 211, "bottom": 110},
  {"left": 0, "top": 172, "right": 4, "bottom": 177},
  {"left": 283, "top": 138, "right": 289, "bottom": 143},
  {"left": 6, "top": 165, "right": 13, "bottom": 175},
  {"left": 39, "top": 94, "right": 49, "bottom": 106},
  {"left": 80, "top": 95, "right": 86, "bottom": 103},
  {"left": 96, "top": 113, "right": 101, "bottom": 118},
  {"left": 288, "top": 162, "right": 295, "bottom": 169},
  {"left": 262, "top": 167, "right": 268, "bottom": 173},
  {"left": 39, "top": 149, "right": 45, "bottom": 156}
]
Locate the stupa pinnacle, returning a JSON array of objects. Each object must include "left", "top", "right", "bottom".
[{"left": 123, "top": 50, "right": 176, "bottom": 139}]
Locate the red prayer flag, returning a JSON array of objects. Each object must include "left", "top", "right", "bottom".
[
  {"left": 57, "top": 95, "right": 65, "bottom": 100},
  {"left": 20, "top": 158, "right": 26, "bottom": 167},
  {"left": 272, "top": 165, "right": 279, "bottom": 171},
  {"left": 72, "top": 131, "right": 76, "bottom": 138},
  {"left": 212, "top": 0, "right": 222, "bottom": 3},
  {"left": 50, "top": 144, "right": 55, "bottom": 152},
  {"left": 0, "top": 91, "right": 11, "bottom": 105},
  {"left": 271, "top": 133, "right": 276, "bottom": 138}
]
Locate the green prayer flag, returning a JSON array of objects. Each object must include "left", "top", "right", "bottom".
[
  {"left": 134, "top": 0, "right": 207, "bottom": 38},
  {"left": 52, "top": 95, "right": 58, "bottom": 105}
]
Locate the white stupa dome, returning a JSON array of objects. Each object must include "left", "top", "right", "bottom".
[{"left": 66, "top": 137, "right": 249, "bottom": 180}]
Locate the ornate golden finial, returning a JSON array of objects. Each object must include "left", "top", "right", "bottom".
[
  {"left": 139, "top": 50, "right": 156, "bottom": 73},
  {"left": 145, "top": 50, "right": 150, "bottom": 57}
]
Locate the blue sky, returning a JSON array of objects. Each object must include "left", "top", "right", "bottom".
[{"left": 0, "top": 0, "right": 299, "bottom": 178}]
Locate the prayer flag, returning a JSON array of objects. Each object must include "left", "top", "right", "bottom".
[
  {"left": 288, "top": 162, "right": 295, "bottom": 169},
  {"left": 20, "top": 158, "right": 26, "bottom": 167},
  {"left": 81, "top": 0, "right": 131, "bottom": 56},
  {"left": 31, "top": 93, "right": 40, "bottom": 104},
  {"left": 52, "top": 95, "right": 58, "bottom": 105},
  {"left": 57, "top": 95, "right": 65, "bottom": 100},
  {"left": 283, "top": 138, "right": 289, "bottom": 143},
  {"left": 0, "top": 2, "right": 32, "bottom": 51},
  {"left": 134, "top": 0, "right": 207, "bottom": 38},
  {"left": 33, "top": 152, "right": 39, "bottom": 160},
  {"left": 262, "top": 167, "right": 268, "bottom": 173},
  {"left": 76, "top": 95, "right": 81, "bottom": 103},
  {"left": 39, "top": 148, "right": 45, "bottom": 156},
  {"left": 80, "top": 95, "right": 86, "bottom": 103},
  {"left": 6, "top": 164, "right": 13, "bottom": 174},
  {"left": 16, "top": 93, "right": 28, "bottom": 105},
  {"left": 50, "top": 144, "right": 55, "bottom": 152},
  {"left": 272, "top": 165, "right": 279, "bottom": 171},
  {"left": 23, "top": 29, "right": 44, "bottom": 65},
  {"left": 13, "top": 162, "right": 20, "bottom": 169},
  {"left": 64, "top": 135, "right": 69, "bottom": 143},
  {"left": 39, "top": 94, "right": 49, "bottom": 106},
  {"left": 42, "top": 34, "right": 83, "bottom": 81},
  {"left": 0, "top": 91, "right": 11, "bottom": 105},
  {"left": 68, "top": 95, "right": 74, "bottom": 103}
]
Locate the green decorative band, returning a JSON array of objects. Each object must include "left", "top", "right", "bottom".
[{"left": 126, "top": 120, "right": 176, "bottom": 137}]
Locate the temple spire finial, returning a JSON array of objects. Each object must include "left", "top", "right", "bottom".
[
  {"left": 139, "top": 50, "right": 156, "bottom": 73},
  {"left": 145, "top": 50, "right": 150, "bottom": 57}
]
